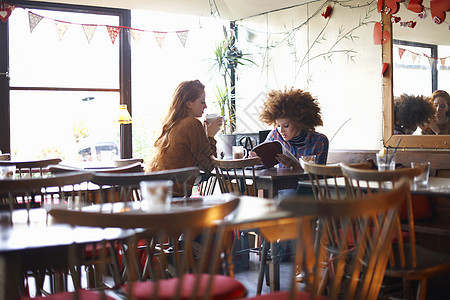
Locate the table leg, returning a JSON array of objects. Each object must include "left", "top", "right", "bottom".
[
  {"left": 256, "top": 240, "right": 269, "bottom": 294},
  {"left": 269, "top": 241, "right": 280, "bottom": 292},
  {"left": 0, "top": 254, "right": 21, "bottom": 300}
]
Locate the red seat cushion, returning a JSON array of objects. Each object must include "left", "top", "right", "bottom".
[
  {"left": 244, "top": 290, "right": 328, "bottom": 300},
  {"left": 399, "top": 195, "right": 432, "bottom": 221},
  {"left": 21, "top": 290, "right": 116, "bottom": 300},
  {"left": 123, "top": 273, "right": 247, "bottom": 300}
]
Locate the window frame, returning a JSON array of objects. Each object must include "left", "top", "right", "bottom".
[{"left": 0, "top": 0, "right": 132, "bottom": 158}]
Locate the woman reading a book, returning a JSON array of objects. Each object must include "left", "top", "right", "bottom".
[
  {"left": 145, "top": 79, "right": 222, "bottom": 196},
  {"left": 259, "top": 88, "right": 329, "bottom": 168}
]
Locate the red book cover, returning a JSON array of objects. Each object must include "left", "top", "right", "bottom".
[{"left": 252, "top": 140, "right": 299, "bottom": 168}]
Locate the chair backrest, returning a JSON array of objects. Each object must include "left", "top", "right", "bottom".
[
  {"left": 0, "top": 172, "right": 94, "bottom": 223},
  {"left": 280, "top": 179, "right": 409, "bottom": 300},
  {"left": 113, "top": 158, "right": 144, "bottom": 168},
  {"left": 0, "top": 153, "right": 10, "bottom": 161},
  {"left": 212, "top": 156, "right": 261, "bottom": 196},
  {"left": 340, "top": 164, "right": 422, "bottom": 270},
  {"left": 88, "top": 166, "right": 200, "bottom": 204},
  {"left": 48, "top": 161, "right": 144, "bottom": 174},
  {"left": 300, "top": 159, "right": 371, "bottom": 202},
  {"left": 49, "top": 196, "right": 241, "bottom": 299},
  {"left": 0, "top": 158, "right": 62, "bottom": 178}
]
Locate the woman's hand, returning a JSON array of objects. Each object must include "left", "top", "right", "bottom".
[
  {"left": 276, "top": 154, "right": 302, "bottom": 170},
  {"left": 205, "top": 117, "right": 223, "bottom": 137}
]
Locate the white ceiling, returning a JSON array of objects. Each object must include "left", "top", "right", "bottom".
[{"left": 28, "top": 0, "right": 310, "bottom": 20}]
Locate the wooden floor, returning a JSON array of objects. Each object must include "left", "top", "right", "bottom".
[{"left": 234, "top": 252, "right": 294, "bottom": 297}]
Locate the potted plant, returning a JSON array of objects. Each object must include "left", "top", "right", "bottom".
[{"left": 210, "top": 25, "right": 256, "bottom": 135}]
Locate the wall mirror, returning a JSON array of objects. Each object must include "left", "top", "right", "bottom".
[{"left": 382, "top": 0, "right": 450, "bottom": 149}]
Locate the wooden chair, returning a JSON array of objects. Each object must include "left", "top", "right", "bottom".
[
  {"left": 340, "top": 164, "right": 450, "bottom": 300},
  {"left": 48, "top": 161, "right": 144, "bottom": 174},
  {"left": 0, "top": 158, "right": 62, "bottom": 178},
  {"left": 0, "top": 153, "right": 10, "bottom": 160},
  {"left": 245, "top": 178, "right": 409, "bottom": 300},
  {"left": 113, "top": 157, "right": 144, "bottom": 168},
  {"left": 212, "top": 156, "right": 261, "bottom": 196},
  {"left": 0, "top": 172, "right": 97, "bottom": 297},
  {"left": 89, "top": 166, "right": 199, "bottom": 203},
  {"left": 49, "top": 196, "right": 247, "bottom": 300},
  {"left": 0, "top": 172, "right": 94, "bottom": 212}
]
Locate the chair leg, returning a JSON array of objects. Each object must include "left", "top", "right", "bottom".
[{"left": 416, "top": 279, "right": 427, "bottom": 300}]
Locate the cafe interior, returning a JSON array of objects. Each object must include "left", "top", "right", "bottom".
[{"left": 1, "top": 0, "right": 450, "bottom": 299}]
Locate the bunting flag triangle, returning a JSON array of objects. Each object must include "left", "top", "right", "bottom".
[
  {"left": 55, "top": 21, "right": 70, "bottom": 41},
  {"left": 154, "top": 31, "right": 167, "bottom": 48},
  {"left": 440, "top": 58, "right": 446, "bottom": 69},
  {"left": 176, "top": 30, "right": 189, "bottom": 47},
  {"left": 82, "top": 24, "right": 97, "bottom": 44},
  {"left": 107, "top": 26, "right": 121, "bottom": 44},
  {"left": 130, "top": 29, "right": 142, "bottom": 43},
  {"left": 398, "top": 48, "right": 406, "bottom": 59},
  {"left": 428, "top": 57, "right": 437, "bottom": 69},
  {"left": 28, "top": 12, "right": 43, "bottom": 33},
  {"left": 411, "top": 52, "right": 418, "bottom": 64}
]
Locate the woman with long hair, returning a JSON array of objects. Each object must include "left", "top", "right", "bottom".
[
  {"left": 421, "top": 90, "right": 450, "bottom": 135},
  {"left": 145, "top": 80, "right": 222, "bottom": 196}
]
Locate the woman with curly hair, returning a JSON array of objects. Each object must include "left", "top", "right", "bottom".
[
  {"left": 421, "top": 90, "right": 450, "bottom": 135},
  {"left": 145, "top": 80, "right": 222, "bottom": 196},
  {"left": 393, "top": 94, "right": 435, "bottom": 135},
  {"left": 259, "top": 88, "right": 329, "bottom": 167}
]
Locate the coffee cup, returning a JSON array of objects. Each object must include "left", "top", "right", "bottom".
[{"left": 205, "top": 113, "right": 220, "bottom": 123}]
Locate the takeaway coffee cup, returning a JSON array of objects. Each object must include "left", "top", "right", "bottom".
[{"left": 204, "top": 113, "right": 220, "bottom": 123}]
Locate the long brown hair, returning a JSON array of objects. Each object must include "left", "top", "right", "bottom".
[{"left": 146, "top": 80, "right": 205, "bottom": 171}]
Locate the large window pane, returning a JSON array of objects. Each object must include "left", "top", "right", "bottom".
[
  {"left": 10, "top": 91, "right": 120, "bottom": 164},
  {"left": 9, "top": 8, "right": 119, "bottom": 88}
]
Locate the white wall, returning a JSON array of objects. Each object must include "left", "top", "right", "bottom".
[{"left": 234, "top": 2, "right": 384, "bottom": 150}]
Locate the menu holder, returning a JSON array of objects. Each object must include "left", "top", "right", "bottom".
[{"left": 252, "top": 140, "right": 299, "bottom": 168}]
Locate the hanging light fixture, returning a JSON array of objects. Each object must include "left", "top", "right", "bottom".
[{"left": 117, "top": 104, "right": 132, "bottom": 124}]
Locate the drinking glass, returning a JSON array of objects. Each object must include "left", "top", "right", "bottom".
[
  {"left": 140, "top": 180, "right": 173, "bottom": 211},
  {"left": 411, "top": 162, "right": 431, "bottom": 186},
  {"left": 232, "top": 146, "right": 247, "bottom": 159},
  {"left": 376, "top": 153, "right": 395, "bottom": 171}
]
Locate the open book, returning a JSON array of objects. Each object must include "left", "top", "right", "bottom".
[{"left": 252, "top": 140, "right": 300, "bottom": 168}]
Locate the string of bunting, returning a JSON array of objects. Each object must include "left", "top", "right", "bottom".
[
  {"left": 0, "top": 2, "right": 191, "bottom": 48},
  {"left": 394, "top": 45, "right": 449, "bottom": 69}
]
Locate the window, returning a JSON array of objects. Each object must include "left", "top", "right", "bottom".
[{"left": 1, "top": 0, "right": 131, "bottom": 165}]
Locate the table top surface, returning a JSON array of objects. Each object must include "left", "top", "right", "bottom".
[
  {"left": 0, "top": 208, "right": 137, "bottom": 254},
  {"left": 298, "top": 176, "right": 450, "bottom": 197}
]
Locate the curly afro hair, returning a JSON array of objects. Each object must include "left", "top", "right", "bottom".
[
  {"left": 394, "top": 94, "right": 435, "bottom": 133},
  {"left": 259, "top": 88, "right": 323, "bottom": 130}
]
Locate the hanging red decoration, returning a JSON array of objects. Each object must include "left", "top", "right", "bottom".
[
  {"left": 404, "top": 0, "right": 424, "bottom": 13},
  {"left": 391, "top": 16, "right": 401, "bottom": 23},
  {"left": 321, "top": 5, "right": 332, "bottom": 19},
  {"left": 382, "top": 63, "right": 388, "bottom": 76},
  {"left": 430, "top": 0, "right": 450, "bottom": 24},
  {"left": 378, "top": 0, "right": 402, "bottom": 14},
  {"left": 0, "top": 4, "right": 15, "bottom": 23},
  {"left": 418, "top": 11, "right": 427, "bottom": 19},
  {"left": 373, "top": 22, "right": 390, "bottom": 45}
]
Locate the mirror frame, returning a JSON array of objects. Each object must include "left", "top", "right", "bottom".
[{"left": 382, "top": 12, "right": 449, "bottom": 149}]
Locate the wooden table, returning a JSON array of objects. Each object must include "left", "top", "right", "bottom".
[
  {"left": 50, "top": 194, "right": 301, "bottom": 295},
  {"left": 297, "top": 176, "right": 450, "bottom": 198},
  {"left": 251, "top": 167, "right": 309, "bottom": 198},
  {"left": 0, "top": 208, "right": 136, "bottom": 300}
]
